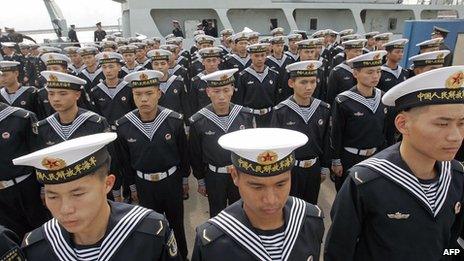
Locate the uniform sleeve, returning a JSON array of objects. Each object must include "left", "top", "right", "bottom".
[
  {"left": 324, "top": 176, "right": 363, "bottom": 261},
  {"left": 179, "top": 82, "right": 192, "bottom": 121},
  {"left": 189, "top": 79, "right": 200, "bottom": 115},
  {"left": 189, "top": 123, "right": 206, "bottom": 181},
  {"left": 191, "top": 232, "right": 205, "bottom": 261},
  {"left": 26, "top": 112, "right": 39, "bottom": 153},
  {"left": 160, "top": 228, "right": 183, "bottom": 261},
  {"left": 270, "top": 109, "right": 283, "bottom": 128},
  {"left": 326, "top": 70, "right": 338, "bottom": 106},
  {"left": 321, "top": 111, "right": 332, "bottom": 169},
  {"left": 115, "top": 129, "right": 136, "bottom": 187},
  {"left": 176, "top": 121, "right": 190, "bottom": 178},
  {"left": 330, "top": 99, "right": 346, "bottom": 164},
  {"left": 273, "top": 72, "right": 280, "bottom": 106},
  {"left": 233, "top": 72, "right": 246, "bottom": 106}
]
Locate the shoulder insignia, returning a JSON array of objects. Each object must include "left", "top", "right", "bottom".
[
  {"left": 189, "top": 112, "right": 204, "bottom": 124},
  {"left": 175, "top": 75, "right": 184, "bottom": 82},
  {"left": 87, "top": 113, "right": 103, "bottom": 123},
  {"left": 305, "top": 202, "right": 324, "bottom": 219},
  {"left": 22, "top": 228, "right": 45, "bottom": 248},
  {"left": 319, "top": 100, "right": 331, "bottom": 110},
  {"left": 196, "top": 222, "right": 224, "bottom": 246},
  {"left": 168, "top": 110, "right": 183, "bottom": 120},
  {"left": 11, "top": 108, "right": 33, "bottom": 119},
  {"left": 36, "top": 118, "right": 48, "bottom": 128},
  {"left": 268, "top": 67, "right": 279, "bottom": 75},
  {"left": 239, "top": 70, "right": 246, "bottom": 76},
  {"left": 348, "top": 165, "right": 382, "bottom": 185},
  {"left": 136, "top": 211, "right": 168, "bottom": 237},
  {"left": 335, "top": 94, "right": 349, "bottom": 104},
  {"left": 273, "top": 103, "right": 285, "bottom": 110},
  {"left": 451, "top": 160, "right": 464, "bottom": 174},
  {"left": 240, "top": 106, "right": 254, "bottom": 114}
]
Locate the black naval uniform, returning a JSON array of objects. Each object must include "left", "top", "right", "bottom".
[
  {"left": 137, "top": 58, "right": 152, "bottom": 70},
  {"left": 176, "top": 55, "right": 190, "bottom": 71},
  {"left": 326, "top": 62, "right": 356, "bottom": 105},
  {"left": 0, "top": 225, "right": 25, "bottom": 261},
  {"left": 36, "top": 86, "right": 94, "bottom": 120},
  {"left": 325, "top": 144, "right": 464, "bottom": 261},
  {"left": 94, "top": 29, "right": 107, "bottom": 42},
  {"left": 168, "top": 65, "right": 190, "bottom": 94},
  {"left": 192, "top": 197, "right": 325, "bottom": 261},
  {"left": 330, "top": 87, "right": 389, "bottom": 191},
  {"left": 235, "top": 66, "right": 280, "bottom": 127},
  {"left": 189, "top": 58, "right": 205, "bottom": 79},
  {"left": 77, "top": 67, "right": 105, "bottom": 93},
  {"left": 115, "top": 107, "right": 189, "bottom": 259},
  {"left": 159, "top": 75, "right": 189, "bottom": 117},
  {"left": 2, "top": 53, "right": 27, "bottom": 84},
  {"left": 0, "top": 85, "right": 38, "bottom": 115},
  {"left": 22, "top": 201, "right": 182, "bottom": 261},
  {"left": 284, "top": 50, "right": 299, "bottom": 63},
  {"left": 331, "top": 52, "right": 346, "bottom": 69},
  {"left": 265, "top": 54, "right": 293, "bottom": 78},
  {"left": 119, "top": 64, "right": 143, "bottom": 78},
  {"left": 271, "top": 97, "right": 331, "bottom": 204},
  {"left": 377, "top": 64, "right": 409, "bottom": 93},
  {"left": 68, "top": 63, "right": 86, "bottom": 76},
  {"left": 90, "top": 80, "right": 135, "bottom": 124},
  {"left": 35, "top": 108, "right": 110, "bottom": 149},
  {"left": 190, "top": 71, "right": 212, "bottom": 114},
  {"left": 189, "top": 104, "right": 254, "bottom": 217},
  {"left": 0, "top": 104, "right": 49, "bottom": 239},
  {"left": 223, "top": 54, "right": 251, "bottom": 72}
]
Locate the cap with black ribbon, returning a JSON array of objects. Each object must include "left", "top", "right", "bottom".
[
  {"left": 41, "top": 71, "right": 86, "bottom": 91},
  {"left": 200, "top": 68, "right": 238, "bottom": 88},
  {"left": 124, "top": 70, "right": 164, "bottom": 88}
]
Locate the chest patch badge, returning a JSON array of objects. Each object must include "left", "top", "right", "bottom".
[
  {"left": 387, "top": 212, "right": 410, "bottom": 220},
  {"left": 2, "top": 132, "right": 10, "bottom": 139},
  {"left": 455, "top": 202, "right": 461, "bottom": 214}
]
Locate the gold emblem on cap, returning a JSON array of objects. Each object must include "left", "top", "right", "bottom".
[
  {"left": 436, "top": 53, "right": 445, "bottom": 59},
  {"left": 373, "top": 53, "right": 381, "bottom": 60},
  {"left": 307, "top": 63, "right": 316, "bottom": 70},
  {"left": 48, "top": 54, "right": 54, "bottom": 59},
  {"left": 220, "top": 74, "right": 229, "bottom": 81},
  {"left": 103, "top": 53, "right": 109, "bottom": 59},
  {"left": 257, "top": 150, "right": 278, "bottom": 165},
  {"left": 154, "top": 51, "right": 160, "bottom": 56},
  {"left": 139, "top": 72, "right": 149, "bottom": 80},
  {"left": 41, "top": 157, "right": 66, "bottom": 170},
  {"left": 445, "top": 71, "right": 464, "bottom": 89},
  {"left": 48, "top": 74, "right": 58, "bottom": 82}
]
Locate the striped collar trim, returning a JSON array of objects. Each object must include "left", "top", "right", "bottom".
[
  {"left": 198, "top": 105, "right": 242, "bottom": 133},
  {"left": 125, "top": 107, "right": 171, "bottom": 141},
  {"left": 339, "top": 88, "right": 381, "bottom": 113},
  {"left": 281, "top": 97, "right": 321, "bottom": 124}
]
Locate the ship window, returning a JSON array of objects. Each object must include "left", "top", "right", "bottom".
[
  {"left": 309, "top": 18, "right": 318, "bottom": 30},
  {"left": 389, "top": 18, "right": 397, "bottom": 30},
  {"left": 270, "top": 18, "right": 278, "bottom": 31}
]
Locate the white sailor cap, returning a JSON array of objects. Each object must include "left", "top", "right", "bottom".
[
  {"left": 117, "top": 45, "right": 138, "bottom": 54},
  {"left": 100, "top": 41, "right": 118, "bottom": 50},
  {"left": 220, "top": 29, "right": 234, "bottom": 36},
  {"left": 200, "top": 68, "right": 238, "bottom": 87},
  {"left": 115, "top": 37, "right": 129, "bottom": 45},
  {"left": 286, "top": 60, "right": 322, "bottom": 77},
  {"left": 247, "top": 43, "right": 270, "bottom": 53},
  {"left": 339, "top": 29, "right": 354, "bottom": 37},
  {"left": 63, "top": 46, "right": 80, "bottom": 54},
  {"left": 40, "top": 53, "right": 71, "bottom": 66},
  {"left": 142, "top": 39, "right": 155, "bottom": 46},
  {"left": 96, "top": 51, "right": 124, "bottom": 64},
  {"left": 198, "top": 47, "right": 222, "bottom": 58},
  {"left": 132, "top": 42, "right": 147, "bottom": 50},
  {"left": 271, "top": 27, "right": 285, "bottom": 36},
  {"left": 340, "top": 34, "right": 361, "bottom": 42},
  {"left": 18, "top": 43, "right": 29, "bottom": 49},
  {"left": 38, "top": 46, "right": 62, "bottom": 54},
  {"left": 165, "top": 34, "right": 175, "bottom": 40},
  {"left": 431, "top": 26, "right": 450, "bottom": 36},
  {"left": 40, "top": 71, "right": 86, "bottom": 91},
  {"left": 159, "top": 44, "right": 178, "bottom": 53},
  {"left": 416, "top": 37, "right": 443, "bottom": 49},
  {"left": 218, "top": 128, "right": 308, "bottom": 176},
  {"left": 78, "top": 46, "right": 99, "bottom": 56},
  {"left": 342, "top": 39, "right": 367, "bottom": 49},
  {"left": 0, "top": 61, "right": 20, "bottom": 72},
  {"left": 383, "top": 38, "right": 409, "bottom": 51},
  {"left": 373, "top": 32, "right": 393, "bottom": 41},
  {"left": 13, "top": 133, "right": 117, "bottom": 185},
  {"left": 166, "top": 37, "right": 183, "bottom": 45},
  {"left": 382, "top": 65, "right": 464, "bottom": 110},
  {"left": 0, "top": 42, "right": 16, "bottom": 48},
  {"left": 232, "top": 32, "right": 249, "bottom": 43},
  {"left": 194, "top": 35, "right": 215, "bottom": 45},
  {"left": 296, "top": 39, "right": 321, "bottom": 49},
  {"left": 247, "top": 31, "right": 261, "bottom": 39},
  {"left": 292, "top": 30, "right": 307, "bottom": 35},
  {"left": 311, "top": 30, "right": 327, "bottom": 38},
  {"left": 193, "top": 30, "right": 205, "bottom": 37},
  {"left": 270, "top": 36, "right": 286, "bottom": 44},
  {"left": 147, "top": 49, "right": 172, "bottom": 60},
  {"left": 363, "top": 31, "right": 380, "bottom": 38},
  {"left": 151, "top": 37, "right": 162, "bottom": 43},
  {"left": 346, "top": 50, "right": 387, "bottom": 68},
  {"left": 124, "top": 70, "right": 164, "bottom": 88},
  {"left": 105, "top": 35, "right": 116, "bottom": 41},
  {"left": 128, "top": 37, "right": 141, "bottom": 43},
  {"left": 259, "top": 36, "right": 272, "bottom": 44},
  {"left": 408, "top": 50, "right": 450, "bottom": 68},
  {"left": 29, "top": 43, "right": 39, "bottom": 49},
  {"left": 287, "top": 33, "right": 303, "bottom": 41},
  {"left": 325, "top": 29, "right": 338, "bottom": 36}
]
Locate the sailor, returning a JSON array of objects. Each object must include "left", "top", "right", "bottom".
[
  {"left": 133, "top": 42, "right": 152, "bottom": 69},
  {"left": 100, "top": 41, "right": 118, "bottom": 53},
  {"left": 189, "top": 69, "right": 254, "bottom": 217},
  {"left": 248, "top": 31, "right": 260, "bottom": 45},
  {"left": 373, "top": 32, "right": 392, "bottom": 51},
  {"left": 222, "top": 32, "right": 251, "bottom": 74},
  {"left": 151, "top": 37, "right": 162, "bottom": 50},
  {"left": 166, "top": 37, "right": 190, "bottom": 69},
  {"left": 115, "top": 70, "right": 189, "bottom": 260},
  {"left": 0, "top": 226, "right": 25, "bottom": 261},
  {"left": 189, "top": 35, "right": 216, "bottom": 77},
  {"left": 416, "top": 37, "right": 443, "bottom": 54},
  {"left": 377, "top": 39, "right": 409, "bottom": 92},
  {"left": 63, "top": 46, "right": 85, "bottom": 75},
  {"left": 190, "top": 30, "right": 206, "bottom": 54},
  {"left": 192, "top": 128, "right": 325, "bottom": 260},
  {"left": 27, "top": 43, "right": 42, "bottom": 87},
  {"left": 408, "top": 50, "right": 450, "bottom": 77},
  {"left": 235, "top": 43, "right": 280, "bottom": 127},
  {"left": 190, "top": 47, "right": 223, "bottom": 114},
  {"left": 147, "top": 49, "right": 189, "bottom": 117},
  {"left": 265, "top": 36, "right": 293, "bottom": 81},
  {"left": 321, "top": 29, "right": 338, "bottom": 61},
  {"left": 16, "top": 133, "right": 181, "bottom": 260},
  {"left": 271, "top": 61, "right": 331, "bottom": 204},
  {"left": 160, "top": 44, "right": 190, "bottom": 91},
  {"left": 37, "top": 53, "right": 94, "bottom": 120},
  {"left": 431, "top": 26, "right": 453, "bottom": 66},
  {"left": 328, "top": 28, "right": 354, "bottom": 62},
  {"left": 76, "top": 46, "right": 104, "bottom": 93},
  {"left": 362, "top": 31, "right": 379, "bottom": 53},
  {"left": 143, "top": 39, "right": 156, "bottom": 52},
  {"left": 118, "top": 44, "right": 143, "bottom": 77},
  {"left": 326, "top": 39, "right": 366, "bottom": 104},
  {"left": 0, "top": 61, "right": 38, "bottom": 114},
  {"left": 1, "top": 42, "right": 26, "bottom": 84},
  {"left": 218, "top": 29, "right": 234, "bottom": 57},
  {"left": 18, "top": 43, "right": 32, "bottom": 85},
  {"left": 331, "top": 34, "right": 362, "bottom": 68},
  {"left": 330, "top": 51, "right": 391, "bottom": 192},
  {"left": 325, "top": 65, "right": 464, "bottom": 261},
  {"left": 94, "top": 22, "right": 107, "bottom": 42},
  {"left": 0, "top": 86, "right": 49, "bottom": 239},
  {"left": 284, "top": 33, "right": 303, "bottom": 63}
]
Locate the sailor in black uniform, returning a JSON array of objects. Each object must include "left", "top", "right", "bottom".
[
  {"left": 118, "top": 45, "right": 143, "bottom": 78},
  {"left": 222, "top": 32, "right": 251, "bottom": 74},
  {"left": 373, "top": 32, "right": 392, "bottom": 51},
  {"left": 165, "top": 38, "right": 190, "bottom": 69},
  {"left": 265, "top": 36, "right": 293, "bottom": 80},
  {"left": 63, "top": 47, "right": 86, "bottom": 76},
  {"left": 325, "top": 65, "right": 464, "bottom": 261},
  {"left": 326, "top": 39, "right": 366, "bottom": 105},
  {"left": 328, "top": 28, "right": 354, "bottom": 63},
  {"left": 1, "top": 42, "right": 27, "bottom": 84},
  {"left": 218, "top": 29, "right": 234, "bottom": 58},
  {"left": 408, "top": 50, "right": 450, "bottom": 77},
  {"left": 77, "top": 46, "right": 104, "bottom": 93},
  {"left": 0, "top": 226, "right": 25, "bottom": 261},
  {"left": 377, "top": 39, "right": 409, "bottom": 92},
  {"left": 192, "top": 128, "right": 325, "bottom": 261},
  {"left": 15, "top": 133, "right": 181, "bottom": 261},
  {"left": 189, "top": 69, "right": 254, "bottom": 217},
  {"left": 330, "top": 51, "right": 390, "bottom": 192},
  {"left": 0, "top": 61, "right": 38, "bottom": 114},
  {"left": 431, "top": 26, "right": 453, "bottom": 66},
  {"left": 160, "top": 44, "right": 190, "bottom": 93},
  {"left": 100, "top": 41, "right": 118, "bottom": 53},
  {"left": 190, "top": 47, "right": 223, "bottom": 114},
  {"left": 271, "top": 61, "right": 331, "bottom": 204},
  {"left": 0, "top": 91, "right": 49, "bottom": 239},
  {"left": 331, "top": 34, "right": 361, "bottom": 68},
  {"left": 284, "top": 33, "right": 302, "bottom": 63},
  {"left": 321, "top": 29, "right": 338, "bottom": 61},
  {"left": 115, "top": 70, "right": 189, "bottom": 260},
  {"left": 235, "top": 43, "right": 280, "bottom": 127},
  {"left": 189, "top": 35, "right": 215, "bottom": 78},
  {"left": 362, "top": 31, "right": 379, "bottom": 53},
  {"left": 27, "top": 44, "right": 42, "bottom": 87}
]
